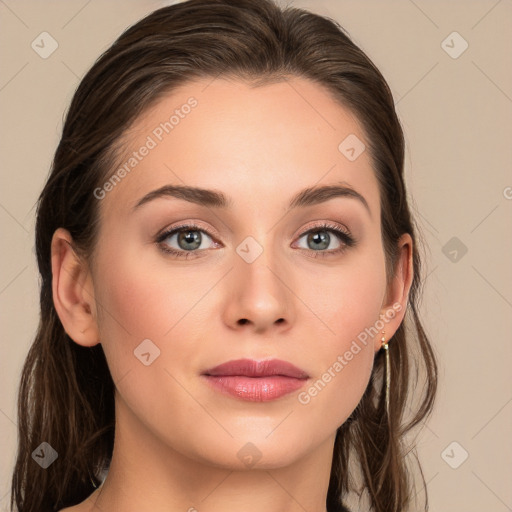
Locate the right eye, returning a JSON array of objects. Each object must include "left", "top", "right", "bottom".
[{"left": 156, "top": 223, "right": 220, "bottom": 259}]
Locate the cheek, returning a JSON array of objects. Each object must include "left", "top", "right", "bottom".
[
  {"left": 294, "top": 251, "right": 385, "bottom": 424},
  {"left": 297, "top": 343, "right": 375, "bottom": 435},
  {"left": 92, "top": 245, "right": 211, "bottom": 425},
  {"left": 304, "top": 249, "right": 387, "bottom": 347},
  {"left": 94, "top": 240, "right": 208, "bottom": 340},
  {"left": 92, "top": 238, "right": 210, "bottom": 382}
]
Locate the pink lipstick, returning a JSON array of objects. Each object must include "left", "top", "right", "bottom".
[{"left": 201, "top": 358, "right": 309, "bottom": 402}]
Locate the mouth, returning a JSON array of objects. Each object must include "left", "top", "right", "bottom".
[{"left": 201, "top": 358, "right": 310, "bottom": 402}]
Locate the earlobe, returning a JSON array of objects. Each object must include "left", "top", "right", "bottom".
[
  {"left": 51, "top": 227, "right": 100, "bottom": 347},
  {"left": 375, "top": 233, "right": 414, "bottom": 352}
]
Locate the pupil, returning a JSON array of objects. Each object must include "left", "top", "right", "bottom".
[
  {"left": 179, "top": 230, "right": 201, "bottom": 250},
  {"left": 309, "top": 231, "right": 329, "bottom": 250}
]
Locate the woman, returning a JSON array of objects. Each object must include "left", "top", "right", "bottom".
[{"left": 11, "top": 0, "right": 438, "bottom": 511}]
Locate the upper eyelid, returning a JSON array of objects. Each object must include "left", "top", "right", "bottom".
[
  {"left": 299, "top": 221, "right": 351, "bottom": 236},
  {"left": 156, "top": 220, "right": 217, "bottom": 239}
]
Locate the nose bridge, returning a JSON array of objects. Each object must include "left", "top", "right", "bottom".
[
  {"left": 236, "top": 231, "right": 284, "bottom": 300},
  {"left": 225, "top": 228, "right": 293, "bottom": 331}
]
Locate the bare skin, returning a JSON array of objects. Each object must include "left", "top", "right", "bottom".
[{"left": 54, "top": 76, "right": 413, "bottom": 512}]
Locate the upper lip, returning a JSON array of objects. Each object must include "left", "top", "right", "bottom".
[{"left": 202, "top": 358, "right": 309, "bottom": 379}]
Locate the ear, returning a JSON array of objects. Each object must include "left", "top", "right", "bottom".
[
  {"left": 51, "top": 227, "right": 100, "bottom": 347},
  {"left": 374, "top": 233, "right": 414, "bottom": 353}
]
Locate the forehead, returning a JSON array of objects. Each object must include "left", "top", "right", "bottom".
[{"left": 98, "top": 76, "right": 379, "bottom": 218}]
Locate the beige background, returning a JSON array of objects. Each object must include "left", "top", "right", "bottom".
[{"left": 1, "top": 0, "right": 511, "bottom": 510}]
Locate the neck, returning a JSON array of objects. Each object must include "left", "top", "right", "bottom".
[{"left": 88, "top": 396, "right": 334, "bottom": 512}]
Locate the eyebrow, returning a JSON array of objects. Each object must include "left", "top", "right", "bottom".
[{"left": 132, "top": 181, "right": 371, "bottom": 217}]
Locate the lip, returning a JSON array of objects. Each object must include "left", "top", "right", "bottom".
[
  {"left": 201, "top": 358, "right": 310, "bottom": 402},
  {"left": 203, "top": 358, "right": 310, "bottom": 379}
]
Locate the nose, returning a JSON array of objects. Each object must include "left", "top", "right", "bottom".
[{"left": 222, "top": 254, "right": 294, "bottom": 335}]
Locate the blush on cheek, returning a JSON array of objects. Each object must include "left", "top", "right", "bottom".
[
  {"left": 96, "top": 252, "right": 215, "bottom": 350},
  {"left": 92, "top": 253, "right": 164, "bottom": 350}
]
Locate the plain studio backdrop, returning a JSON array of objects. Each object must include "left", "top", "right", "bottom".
[{"left": 0, "top": 1, "right": 511, "bottom": 510}]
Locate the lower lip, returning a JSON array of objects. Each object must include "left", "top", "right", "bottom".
[{"left": 202, "top": 375, "right": 308, "bottom": 402}]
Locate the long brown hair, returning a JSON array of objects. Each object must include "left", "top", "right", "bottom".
[{"left": 11, "top": 1, "right": 438, "bottom": 510}]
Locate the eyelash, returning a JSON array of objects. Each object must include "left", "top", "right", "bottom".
[{"left": 155, "top": 221, "right": 356, "bottom": 259}]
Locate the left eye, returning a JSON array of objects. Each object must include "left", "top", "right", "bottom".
[{"left": 296, "top": 228, "right": 346, "bottom": 252}]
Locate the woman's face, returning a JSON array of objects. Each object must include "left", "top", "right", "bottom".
[{"left": 85, "top": 76, "right": 407, "bottom": 469}]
